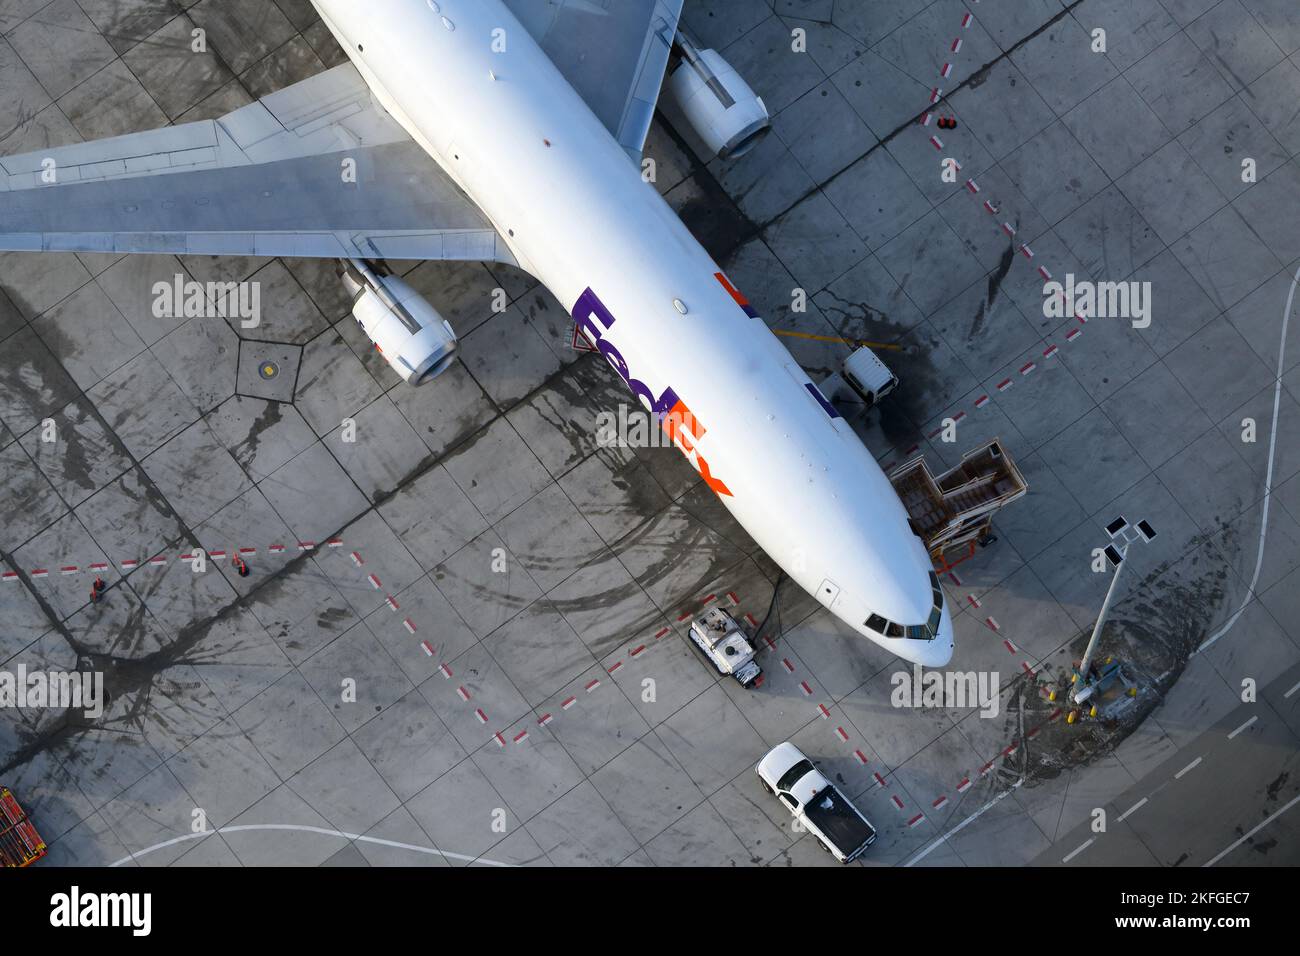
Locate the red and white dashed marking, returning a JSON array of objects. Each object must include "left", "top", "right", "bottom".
[{"left": 4, "top": 539, "right": 348, "bottom": 584}]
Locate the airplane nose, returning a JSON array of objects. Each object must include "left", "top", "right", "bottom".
[{"left": 907, "top": 608, "right": 954, "bottom": 668}]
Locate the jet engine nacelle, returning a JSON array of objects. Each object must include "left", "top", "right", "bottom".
[
  {"left": 662, "top": 34, "right": 771, "bottom": 161},
  {"left": 340, "top": 262, "right": 458, "bottom": 386}
]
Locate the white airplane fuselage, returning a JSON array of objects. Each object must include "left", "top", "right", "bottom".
[{"left": 312, "top": 0, "right": 954, "bottom": 666}]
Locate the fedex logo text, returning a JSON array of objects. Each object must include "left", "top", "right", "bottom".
[{"left": 574, "top": 288, "right": 732, "bottom": 497}]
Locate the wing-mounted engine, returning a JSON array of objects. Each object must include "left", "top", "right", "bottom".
[
  {"left": 660, "top": 27, "right": 771, "bottom": 161},
  {"left": 339, "top": 260, "right": 459, "bottom": 386}
]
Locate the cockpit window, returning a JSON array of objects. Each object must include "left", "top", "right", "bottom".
[{"left": 864, "top": 570, "right": 947, "bottom": 641}]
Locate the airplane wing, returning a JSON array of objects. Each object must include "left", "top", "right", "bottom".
[
  {"left": 0, "top": 63, "right": 513, "bottom": 263},
  {"left": 503, "top": 0, "right": 684, "bottom": 160}
]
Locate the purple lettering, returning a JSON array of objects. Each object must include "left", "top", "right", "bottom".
[
  {"left": 573, "top": 286, "right": 678, "bottom": 416},
  {"left": 572, "top": 287, "right": 615, "bottom": 345}
]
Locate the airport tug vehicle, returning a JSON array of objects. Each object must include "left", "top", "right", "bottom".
[
  {"left": 688, "top": 607, "right": 762, "bottom": 687},
  {"left": 757, "top": 743, "right": 877, "bottom": 863}
]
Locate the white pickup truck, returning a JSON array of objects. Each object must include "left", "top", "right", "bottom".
[{"left": 757, "top": 742, "right": 877, "bottom": 863}]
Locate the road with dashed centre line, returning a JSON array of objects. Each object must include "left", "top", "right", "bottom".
[{"left": 1042, "top": 662, "right": 1300, "bottom": 866}]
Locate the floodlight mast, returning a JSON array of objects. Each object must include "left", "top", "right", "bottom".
[
  {"left": 1072, "top": 515, "right": 1156, "bottom": 707},
  {"left": 1073, "top": 541, "right": 1129, "bottom": 706}
]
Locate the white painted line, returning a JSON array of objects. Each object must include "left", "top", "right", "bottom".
[
  {"left": 1204, "top": 792, "right": 1300, "bottom": 866},
  {"left": 109, "top": 824, "right": 513, "bottom": 868},
  {"left": 1227, "top": 715, "right": 1257, "bottom": 739},
  {"left": 1174, "top": 756, "right": 1202, "bottom": 779},
  {"left": 905, "top": 778, "right": 1023, "bottom": 867},
  {"left": 1061, "top": 838, "right": 1094, "bottom": 864},
  {"left": 1199, "top": 263, "right": 1300, "bottom": 654},
  {"left": 1117, "top": 797, "right": 1147, "bottom": 822},
  {"left": 1285, "top": 679, "right": 1300, "bottom": 699}
]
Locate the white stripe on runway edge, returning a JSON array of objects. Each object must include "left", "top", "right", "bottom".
[
  {"left": 1199, "top": 264, "right": 1300, "bottom": 654},
  {"left": 1117, "top": 797, "right": 1147, "bottom": 823},
  {"left": 1227, "top": 715, "right": 1257, "bottom": 739},
  {"left": 905, "top": 778, "right": 1023, "bottom": 866},
  {"left": 1204, "top": 792, "right": 1300, "bottom": 867},
  {"left": 108, "top": 824, "right": 513, "bottom": 868},
  {"left": 1061, "top": 838, "right": 1093, "bottom": 864}
]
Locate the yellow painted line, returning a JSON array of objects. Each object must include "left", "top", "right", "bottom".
[{"left": 771, "top": 329, "right": 904, "bottom": 351}]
